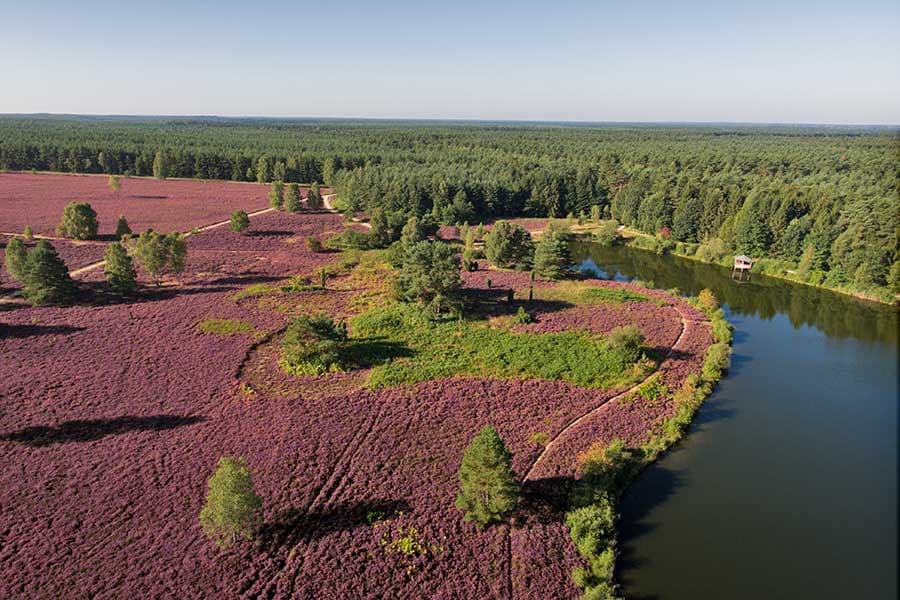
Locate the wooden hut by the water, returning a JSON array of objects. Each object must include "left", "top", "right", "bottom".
[{"left": 733, "top": 255, "right": 753, "bottom": 280}]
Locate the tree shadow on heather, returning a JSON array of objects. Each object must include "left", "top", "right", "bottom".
[
  {"left": 256, "top": 498, "right": 412, "bottom": 552},
  {"left": 0, "top": 323, "right": 86, "bottom": 340},
  {"left": 342, "top": 336, "right": 415, "bottom": 368},
  {"left": 514, "top": 476, "right": 576, "bottom": 526},
  {"left": 457, "top": 288, "right": 574, "bottom": 321},
  {"left": 0, "top": 415, "right": 206, "bottom": 447}
]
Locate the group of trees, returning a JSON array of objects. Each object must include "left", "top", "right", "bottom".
[
  {"left": 197, "top": 425, "right": 518, "bottom": 550},
  {"left": 2, "top": 117, "right": 895, "bottom": 291},
  {"left": 3, "top": 202, "right": 187, "bottom": 303}
]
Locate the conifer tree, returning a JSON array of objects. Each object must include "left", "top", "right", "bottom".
[
  {"left": 455, "top": 425, "right": 519, "bottom": 529},
  {"left": 284, "top": 183, "right": 301, "bottom": 212},
  {"left": 23, "top": 225, "right": 33, "bottom": 241},
  {"left": 4, "top": 236, "right": 28, "bottom": 282},
  {"left": 307, "top": 182, "right": 323, "bottom": 210},
  {"left": 108, "top": 175, "right": 121, "bottom": 195},
  {"left": 484, "top": 221, "right": 534, "bottom": 269},
  {"left": 230, "top": 210, "right": 250, "bottom": 233},
  {"left": 165, "top": 232, "right": 187, "bottom": 280},
  {"left": 57, "top": 202, "right": 99, "bottom": 240},
  {"left": 103, "top": 241, "right": 137, "bottom": 294},
  {"left": 268, "top": 182, "right": 284, "bottom": 210},
  {"left": 256, "top": 156, "right": 271, "bottom": 183},
  {"left": 21, "top": 240, "right": 76, "bottom": 305},
  {"left": 115, "top": 215, "right": 132, "bottom": 239},
  {"left": 152, "top": 151, "right": 167, "bottom": 179},
  {"left": 533, "top": 230, "right": 570, "bottom": 280},
  {"left": 199, "top": 457, "right": 262, "bottom": 548}
]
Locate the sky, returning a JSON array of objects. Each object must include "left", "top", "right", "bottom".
[{"left": 1, "top": 0, "right": 898, "bottom": 124}]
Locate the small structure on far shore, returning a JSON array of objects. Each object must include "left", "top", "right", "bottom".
[{"left": 733, "top": 255, "right": 753, "bottom": 280}]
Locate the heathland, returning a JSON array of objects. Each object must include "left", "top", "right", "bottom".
[{"left": 1, "top": 173, "right": 728, "bottom": 598}]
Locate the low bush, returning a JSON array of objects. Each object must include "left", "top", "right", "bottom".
[
  {"left": 514, "top": 306, "right": 533, "bottom": 324},
  {"left": 701, "top": 343, "right": 731, "bottom": 382},
  {"left": 305, "top": 236, "right": 323, "bottom": 252},
  {"left": 280, "top": 314, "right": 348, "bottom": 376}
]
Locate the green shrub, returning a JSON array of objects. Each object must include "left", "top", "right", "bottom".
[
  {"left": 230, "top": 210, "right": 250, "bottom": 233},
  {"left": 566, "top": 497, "right": 616, "bottom": 558},
  {"left": 593, "top": 220, "right": 619, "bottom": 247},
  {"left": 712, "top": 316, "right": 732, "bottom": 344},
  {"left": 305, "top": 236, "right": 323, "bottom": 252},
  {"left": 697, "top": 288, "right": 718, "bottom": 313},
  {"left": 326, "top": 229, "right": 374, "bottom": 251},
  {"left": 702, "top": 343, "right": 731, "bottom": 382},
  {"left": 4, "top": 236, "right": 27, "bottom": 282},
  {"left": 514, "top": 306, "right": 533, "bottom": 324},
  {"left": 280, "top": 314, "right": 348, "bottom": 375}
]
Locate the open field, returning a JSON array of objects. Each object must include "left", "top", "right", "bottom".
[
  {"left": 0, "top": 173, "right": 282, "bottom": 237},
  {"left": 0, "top": 176, "right": 717, "bottom": 598}
]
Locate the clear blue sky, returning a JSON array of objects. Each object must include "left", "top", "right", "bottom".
[{"left": 2, "top": 0, "right": 898, "bottom": 124}]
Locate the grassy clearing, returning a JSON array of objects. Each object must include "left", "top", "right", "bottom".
[
  {"left": 350, "top": 302, "right": 653, "bottom": 390},
  {"left": 197, "top": 318, "right": 255, "bottom": 336}
]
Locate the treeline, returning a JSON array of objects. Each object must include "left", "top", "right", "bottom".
[{"left": 1, "top": 116, "right": 897, "bottom": 292}]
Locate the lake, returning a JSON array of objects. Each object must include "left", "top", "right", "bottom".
[{"left": 572, "top": 242, "right": 898, "bottom": 600}]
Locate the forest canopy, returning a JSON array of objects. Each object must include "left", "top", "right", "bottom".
[{"left": 1, "top": 116, "right": 897, "bottom": 291}]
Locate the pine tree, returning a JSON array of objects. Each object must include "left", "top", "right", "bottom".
[
  {"left": 152, "top": 151, "right": 166, "bottom": 179},
  {"left": 268, "top": 182, "right": 284, "bottom": 210},
  {"left": 133, "top": 230, "right": 177, "bottom": 286},
  {"left": 484, "top": 221, "right": 534, "bottom": 269},
  {"left": 256, "top": 156, "right": 271, "bottom": 183},
  {"left": 23, "top": 225, "right": 33, "bottom": 241},
  {"left": 533, "top": 230, "right": 570, "bottom": 280},
  {"left": 284, "top": 183, "right": 301, "bottom": 212},
  {"left": 230, "top": 210, "right": 250, "bottom": 233},
  {"left": 4, "top": 236, "right": 28, "bottom": 282},
  {"left": 273, "top": 160, "right": 286, "bottom": 182},
  {"left": 104, "top": 241, "right": 137, "bottom": 294},
  {"left": 115, "top": 215, "right": 132, "bottom": 239},
  {"left": 57, "top": 202, "right": 99, "bottom": 240},
  {"left": 455, "top": 425, "right": 519, "bottom": 529},
  {"left": 199, "top": 457, "right": 262, "bottom": 548},
  {"left": 108, "top": 175, "right": 121, "bottom": 194},
  {"left": 22, "top": 240, "right": 76, "bottom": 305},
  {"left": 307, "top": 182, "right": 323, "bottom": 210}
]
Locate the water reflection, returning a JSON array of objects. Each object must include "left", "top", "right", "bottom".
[{"left": 572, "top": 242, "right": 898, "bottom": 346}]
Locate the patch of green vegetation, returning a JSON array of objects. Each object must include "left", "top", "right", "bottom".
[
  {"left": 350, "top": 302, "right": 650, "bottom": 390},
  {"left": 231, "top": 283, "right": 280, "bottom": 301},
  {"left": 534, "top": 280, "right": 667, "bottom": 307},
  {"left": 198, "top": 318, "right": 254, "bottom": 336}
]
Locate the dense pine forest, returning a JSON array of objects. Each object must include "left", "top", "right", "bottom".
[{"left": 1, "top": 116, "right": 897, "bottom": 298}]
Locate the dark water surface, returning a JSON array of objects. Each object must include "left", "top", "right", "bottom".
[{"left": 572, "top": 243, "right": 898, "bottom": 600}]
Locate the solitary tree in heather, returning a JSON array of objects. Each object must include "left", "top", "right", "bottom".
[
  {"left": 4, "top": 236, "right": 28, "bottom": 282},
  {"left": 115, "top": 215, "right": 132, "bottom": 239},
  {"left": 103, "top": 241, "right": 137, "bottom": 294},
  {"left": 108, "top": 175, "right": 121, "bottom": 195},
  {"left": 456, "top": 425, "right": 519, "bottom": 529},
  {"left": 230, "top": 210, "right": 250, "bottom": 233},
  {"left": 134, "top": 230, "right": 168, "bottom": 285},
  {"left": 533, "top": 229, "right": 570, "bottom": 280},
  {"left": 284, "top": 183, "right": 301, "bottom": 212},
  {"left": 22, "top": 240, "right": 76, "bottom": 305},
  {"left": 199, "top": 456, "right": 262, "bottom": 548},
  {"left": 268, "top": 182, "right": 284, "bottom": 210},
  {"left": 23, "top": 225, "right": 33, "bottom": 241},
  {"left": 57, "top": 202, "right": 99, "bottom": 240}
]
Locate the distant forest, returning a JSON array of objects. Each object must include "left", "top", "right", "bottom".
[{"left": 1, "top": 116, "right": 897, "bottom": 293}]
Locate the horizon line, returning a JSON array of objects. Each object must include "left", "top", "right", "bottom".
[{"left": 1, "top": 112, "right": 898, "bottom": 129}]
